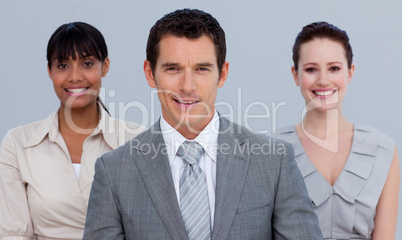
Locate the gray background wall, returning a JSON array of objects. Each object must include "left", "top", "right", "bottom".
[{"left": 1, "top": 0, "right": 401, "bottom": 237}]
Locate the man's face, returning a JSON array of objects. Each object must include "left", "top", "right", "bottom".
[{"left": 144, "top": 34, "right": 228, "bottom": 139}]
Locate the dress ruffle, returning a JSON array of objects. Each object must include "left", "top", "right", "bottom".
[{"left": 273, "top": 125, "right": 394, "bottom": 239}]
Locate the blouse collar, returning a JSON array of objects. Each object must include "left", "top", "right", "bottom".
[{"left": 23, "top": 105, "right": 118, "bottom": 150}]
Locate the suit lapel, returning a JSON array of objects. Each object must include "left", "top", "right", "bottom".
[
  {"left": 133, "top": 121, "right": 188, "bottom": 240},
  {"left": 212, "top": 117, "right": 251, "bottom": 240}
]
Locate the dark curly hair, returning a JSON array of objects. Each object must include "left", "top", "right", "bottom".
[
  {"left": 292, "top": 21, "right": 353, "bottom": 71},
  {"left": 146, "top": 8, "right": 226, "bottom": 76}
]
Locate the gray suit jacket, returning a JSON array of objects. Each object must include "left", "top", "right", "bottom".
[{"left": 83, "top": 116, "right": 323, "bottom": 240}]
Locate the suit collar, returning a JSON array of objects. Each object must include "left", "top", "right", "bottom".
[
  {"left": 212, "top": 116, "right": 250, "bottom": 240},
  {"left": 131, "top": 119, "right": 189, "bottom": 240},
  {"left": 133, "top": 116, "right": 251, "bottom": 240}
]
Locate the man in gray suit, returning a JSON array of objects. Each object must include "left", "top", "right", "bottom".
[{"left": 83, "top": 9, "right": 323, "bottom": 240}]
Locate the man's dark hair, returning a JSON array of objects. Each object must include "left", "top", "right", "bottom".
[{"left": 146, "top": 9, "right": 226, "bottom": 76}]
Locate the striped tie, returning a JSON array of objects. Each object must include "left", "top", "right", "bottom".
[{"left": 178, "top": 141, "right": 211, "bottom": 240}]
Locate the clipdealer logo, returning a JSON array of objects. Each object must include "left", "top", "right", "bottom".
[
  {"left": 129, "top": 137, "right": 287, "bottom": 159},
  {"left": 63, "top": 87, "right": 288, "bottom": 136},
  {"left": 301, "top": 91, "right": 339, "bottom": 153}
]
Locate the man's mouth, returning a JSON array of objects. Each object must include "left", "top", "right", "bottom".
[{"left": 173, "top": 98, "right": 200, "bottom": 108}]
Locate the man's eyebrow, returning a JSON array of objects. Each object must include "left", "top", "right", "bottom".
[
  {"left": 160, "top": 62, "right": 214, "bottom": 68},
  {"left": 197, "top": 62, "right": 213, "bottom": 67},
  {"left": 161, "top": 62, "right": 180, "bottom": 68}
]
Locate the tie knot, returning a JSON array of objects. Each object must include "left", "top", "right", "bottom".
[{"left": 178, "top": 141, "right": 204, "bottom": 165}]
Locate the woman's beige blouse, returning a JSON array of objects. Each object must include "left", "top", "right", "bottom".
[{"left": 0, "top": 108, "right": 144, "bottom": 240}]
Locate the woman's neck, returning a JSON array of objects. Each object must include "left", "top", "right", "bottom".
[
  {"left": 295, "top": 107, "right": 353, "bottom": 153},
  {"left": 298, "top": 107, "right": 353, "bottom": 138},
  {"left": 58, "top": 103, "right": 99, "bottom": 135}
]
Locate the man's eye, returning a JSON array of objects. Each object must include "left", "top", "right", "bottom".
[
  {"left": 198, "top": 67, "right": 209, "bottom": 71},
  {"left": 166, "top": 67, "right": 178, "bottom": 71}
]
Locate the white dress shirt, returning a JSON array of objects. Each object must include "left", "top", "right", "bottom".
[{"left": 160, "top": 112, "right": 220, "bottom": 228}]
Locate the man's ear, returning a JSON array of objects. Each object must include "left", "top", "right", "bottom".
[
  {"left": 144, "top": 60, "right": 157, "bottom": 88},
  {"left": 217, "top": 61, "right": 229, "bottom": 88}
]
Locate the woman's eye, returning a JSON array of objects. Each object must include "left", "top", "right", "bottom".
[
  {"left": 57, "top": 63, "right": 68, "bottom": 69},
  {"left": 83, "top": 61, "right": 94, "bottom": 67},
  {"left": 330, "top": 66, "right": 340, "bottom": 71},
  {"left": 305, "top": 68, "right": 316, "bottom": 72}
]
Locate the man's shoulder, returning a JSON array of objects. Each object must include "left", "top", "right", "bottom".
[
  {"left": 100, "top": 125, "right": 159, "bottom": 163},
  {"left": 218, "top": 117, "right": 292, "bottom": 159},
  {"left": 220, "top": 117, "right": 290, "bottom": 146}
]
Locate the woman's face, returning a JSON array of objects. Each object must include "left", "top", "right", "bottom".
[
  {"left": 292, "top": 38, "right": 354, "bottom": 111},
  {"left": 48, "top": 54, "right": 109, "bottom": 110}
]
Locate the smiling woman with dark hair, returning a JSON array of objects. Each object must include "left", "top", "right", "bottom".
[
  {"left": 0, "top": 22, "right": 143, "bottom": 240},
  {"left": 274, "top": 22, "right": 399, "bottom": 240}
]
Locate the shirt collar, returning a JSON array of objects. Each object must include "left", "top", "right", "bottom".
[
  {"left": 23, "top": 109, "right": 59, "bottom": 148},
  {"left": 160, "top": 111, "right": 220, "bottom": 165},
  {"left": 24, "top": 104, "right": 117, "bottom": 150}
]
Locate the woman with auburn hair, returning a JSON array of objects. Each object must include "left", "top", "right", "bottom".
[{"left": 274, "top": 22, "right": 399, "bottom": 239}]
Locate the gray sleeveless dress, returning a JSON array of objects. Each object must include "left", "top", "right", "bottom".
[{"left": 273, "top": 124, "right": 394, "bottom": 239}]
